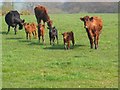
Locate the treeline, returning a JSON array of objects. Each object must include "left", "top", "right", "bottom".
[
  {"left": 62, "top": 2, "right": 118, "bottom": 13},
  {"left": 1, "top": 2, "right": 118, "bottom": 15}
]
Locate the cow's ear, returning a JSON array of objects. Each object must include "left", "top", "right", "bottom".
[
  {"left": 22, "top": 19, "right": 25, "bottom": 23},
  {"left": 80, "top": 18, "right": 84, "bottom": 21},
  {"left": 90, "top": 17, "right": 94, "bottom": 21}
]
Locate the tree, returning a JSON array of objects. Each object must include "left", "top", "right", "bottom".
[{"left": 2, "top": 2, "right": 13, "bottom": 15}]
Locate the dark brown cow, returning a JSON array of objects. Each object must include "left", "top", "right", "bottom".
[
  {"left": 80, "top": 16, "right": 103, "bottom": 49},
  {"left": 34, "top": 5, "right": 52, "bottom": 43},
  {"left": 34, "top": 5, "right": 52, "bottom": 28},
  {"left": 62, "top": 31, "right": 75, "bottom": 50}
]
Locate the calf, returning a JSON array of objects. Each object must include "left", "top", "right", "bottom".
[
  {"left": 38, "top": 24, "right": 45, "bottom": 44},
  {"left": 23, "top": 22, "right": 37, "bottom": 40},
  {"left": 62, "top": 31, "right": 75, "bottom": 50},
  {"left": 47, "top": 26, "right": 58, "bottom": 45},
  {"left": 80, "top": 16, "right": 103, "bottom": 49},
  {"left": 5, "top": 10, "right": 25, "bottom": 35}
]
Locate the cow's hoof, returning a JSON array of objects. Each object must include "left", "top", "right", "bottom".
[{"left": 95, "top": 47, "right": 98, "bottom": 49}]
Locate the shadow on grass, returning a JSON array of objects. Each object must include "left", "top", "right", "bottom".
[
  {"left": 0, "top": 31, "right": 7, "bottom": 35},
  {"left": 27, "top": 41, "right": 43, "bottom": 46},
  {"left": 74, "top": 55, "right": 87, "bottom": 58},
  {"left": 6, "top": 37, "right": 23, "bottom": 40},
  {"left": 44, "top": 44, "right": 64, "bottom": 50},
  {"left": 18, "top": 39, "right": 47, "bottom": 46},
  {"left": 43, "top": 44, "right": 86, "bottom": 50},
  {"left": 18, "top": 39, "right": 32, "bottom": 43},
  {"left": 74, "top": 44, "right": 86, "bottom": 48}
]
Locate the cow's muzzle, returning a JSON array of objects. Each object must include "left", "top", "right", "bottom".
[{"left": 84, "top": 26, "right": 88, "bottom": 29}]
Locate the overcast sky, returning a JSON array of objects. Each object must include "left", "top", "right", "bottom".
[{"left": 0, "top": 0, "right": 119, "bottom": 2}]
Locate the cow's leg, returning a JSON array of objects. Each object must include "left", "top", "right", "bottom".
[
  {"left": 90, "top": 37, "right": 94, "bottom": 49},
  {"left": 6, "top": 25, "right": 10, "bottom": 34},
  {"left": 56, "top": 35, "right": 59, "bottom": 44},
  {"left": 94, "top": 35, "right": 99, "bottom": 49},
  {"left": 72, "top": 38, "right": 75, "bottom": 47},
  {"left": 97, "top": 35, "right": 99, "bottom": 48},
  {"left": 87, "top": 29, "right": 94, "bottom": 49},
  {"left": 38, "top": 29, "right": 40, "bottom": 43},
  {"left": 94, "top": 35, "right": 97, "bottom": 49},
  {"left": 87, "top": 34, "right": 93, "bottom": 49},
  {"left": 64, "top": 42, "right": 67, "bottom": 50},
  {"left": 14, "top": 25, "right": 17, "bottom": 35},
  {"left": 26, "top": 32, "right": 28, "bottom": 40},
  {"left": 52, "top": 37, "right": 55, "bottom": 45},
  {"left": 50, "top": 38, "right": 52, "bottom": 45},
  {"left": 37, "top": 20, "right": 41, "bottom": 42},
  {"left": 67, "top": 41, "right": 70, "bottom": 50},
  {"left": 42, "top": 35, "right": 45, "bottom": 44},
  {"left": 29, "top": 33, "right": 32, "bottom": 40},
  {"left": 49, "top": 32, "right": 52, "bottom": 45},
  {"left": 32, "top": 32, "right": 34, "bottom": 36},
  {"left": 34, "top": 31, "right": 37, "bottom": 39}
]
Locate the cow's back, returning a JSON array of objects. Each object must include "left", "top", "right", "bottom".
[
  {"left": 68, "top": 31, "right": 74, "bottom": 40},
  {"left": 34, "top": 5, "right": 50, "bottom": 23},
  {"left": 34, "top": 5, "right": 47, "bottom": 18},
  {"left": 93, "top": 16, "right": 103, "bottom": 29},
  {"left": 91, "top": 16, "right": 103, "bottom": 32},
  {"left": 5, "top": 11, "right": 20, "bottom": 26}
]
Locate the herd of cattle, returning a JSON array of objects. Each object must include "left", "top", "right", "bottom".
[{"left": 5, "top": 5, "right": 103, "bottom": 50}]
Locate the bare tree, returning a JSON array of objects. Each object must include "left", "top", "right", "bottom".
[{"left": 2, "top": 2, "right": 13, "bottom": 15}]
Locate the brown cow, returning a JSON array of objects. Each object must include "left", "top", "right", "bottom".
[
  {"left": 23, "top": 22, "right": 37, "bottom": 40},
  {"left": 62, "top": 31, "right": 75, "bottom": 50},
  {"left": 38, "top": 24, "right": 45, "bottom": 44},
  {"left": 34, "top": 5, "right": 52, "bottom": 42},
  {"left": 80, "top": 16, "right": 103, "bottom": 49},
  {"left": 34, "top": 5, "right": 52, "bottom": 28}
]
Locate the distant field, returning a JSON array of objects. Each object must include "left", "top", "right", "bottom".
[{"left": 1, "top": 13, "right": 118, "bottom": 88}]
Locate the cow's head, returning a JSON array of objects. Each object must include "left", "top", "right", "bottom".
[
  {"left": 19, "top": 19, "right": 25, "bottom": 30},
  {"left": 80, "top": 16, "right": 92, "bottom": 29},
  {"left": 47, "top": 26, "right": 57, "bottom": 37},
  {"left": 62, "top": 32, "right": 69, "bottom": 42},
  {"left": 51, "top": 27, "right": 57, "bottom": 36},
  {"left": 47, "top": 20, "right": 53, "bottom": 28},
  {"left": 38, "top": 24, "right": 45, "bottom": 30}
]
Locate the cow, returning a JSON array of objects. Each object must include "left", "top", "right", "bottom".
[
  {"left": 47, "top": 26, "right": 58, "bottom": 45},
  {"left": 38, "top": 24, "right": 45, "bottom": 44},
  {"left": 80, "top": 16, "right": 103, "bottom": 49},
  {"left": 34, "top": 5, "right": 52, "bottom": 40},
  {"left": 5, "top": 10, "right": 25, "bottom": 35},
  {"left": 23, "top": 22, "right": 37, "bottom": 40},
  {"left": 62, "top": 31, "right": 75, "bottom": 50}
]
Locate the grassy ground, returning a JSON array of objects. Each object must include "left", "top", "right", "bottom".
[{"left": 1, "top": 13, "right": 118, "bottom": 88}]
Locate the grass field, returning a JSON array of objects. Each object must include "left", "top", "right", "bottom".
[{"left": 1, "top": 13, "right": 118, "bottom": 88}]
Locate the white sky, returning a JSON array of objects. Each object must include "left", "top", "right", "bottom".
[{"left": 0, "top": 0, "right": 119, "bottom": 2}]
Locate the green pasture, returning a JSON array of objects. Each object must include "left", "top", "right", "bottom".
[{"left": 1, "top": 13, "right": 118, "bottom": 88}]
